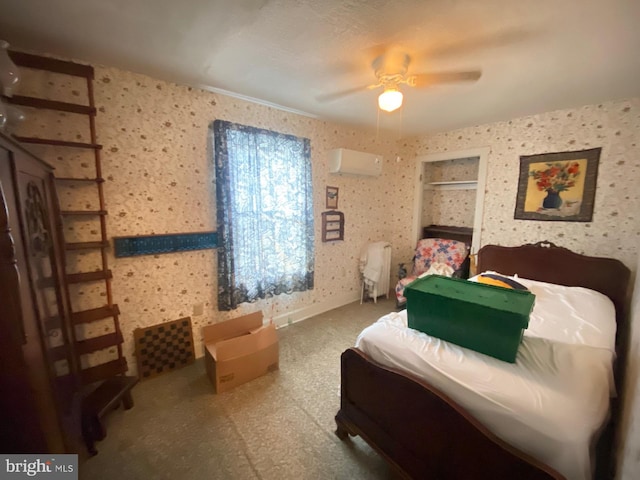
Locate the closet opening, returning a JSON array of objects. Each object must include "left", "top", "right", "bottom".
[{"left": 411, "top": 147, "right": 489, "bottom": 255}]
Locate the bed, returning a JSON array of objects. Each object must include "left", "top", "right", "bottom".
[{"left": 335, "top": 242, "right": 631, "bottom": 480}]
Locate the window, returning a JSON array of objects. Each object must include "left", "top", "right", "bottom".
[{"left": 213, "top": 120, "right": 314, "bottom": 311}]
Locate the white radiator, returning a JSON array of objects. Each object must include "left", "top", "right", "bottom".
[{"left": 360, "top": 242, "right": 392, "bottom": 303}]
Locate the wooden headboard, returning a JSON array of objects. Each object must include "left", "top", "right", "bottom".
[
  {"left": 477, "top": 241, "right": 630, "bottom": 324},
  {"left": 477, "top": 241, "right": 631, "bottom": 479}
]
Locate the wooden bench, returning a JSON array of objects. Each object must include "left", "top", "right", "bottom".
[{"left": 82, "top": 375, "right": 138, "bottom": 455}]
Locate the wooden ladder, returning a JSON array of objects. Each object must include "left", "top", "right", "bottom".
[{"left": 5, "top": 51, "right": 137, "bottom": 454}]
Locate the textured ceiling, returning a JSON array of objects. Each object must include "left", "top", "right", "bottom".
[{"left": 1, "top": 0, "right": 639, "bottom": 136}]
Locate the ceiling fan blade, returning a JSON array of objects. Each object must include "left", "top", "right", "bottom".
[
  {"left": 417, "top": 28, "right": 535, "bottom": 60},
  {"left": 322, "top": 45, "right": 387, "bottom": 78},
  {"left": 410, "top": 70, "right": 482, "bottom": 88},
  {"left": 316, "top": 84, "right": 377, "bottom": 103},
  {"left": 362, "top": 43, "right": 393, "bottom": 65}
]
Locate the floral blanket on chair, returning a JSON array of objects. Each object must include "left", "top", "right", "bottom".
[{"left": 395, "top": 238, "right": 469, "bottom": 306}]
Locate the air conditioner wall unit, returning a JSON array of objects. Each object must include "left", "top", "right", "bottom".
[{"left": 328, "top": 148, "right": 383, "bottom": 176}]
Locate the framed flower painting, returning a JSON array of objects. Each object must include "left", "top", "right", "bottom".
[{"left": 514, "top": 148, "right": 601, "bottom": 222}]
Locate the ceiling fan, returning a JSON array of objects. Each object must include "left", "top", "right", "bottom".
[{"left": 317, "top": 48, "right": 482, "bottom": 112}]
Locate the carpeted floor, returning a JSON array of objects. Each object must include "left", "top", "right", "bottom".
[{"left": 79, "top": 297, "right": 402, "bottom": 480}]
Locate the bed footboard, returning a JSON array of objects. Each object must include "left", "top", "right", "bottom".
[{"left": 336, "top": 348, "right": 564, "bottom": 480}]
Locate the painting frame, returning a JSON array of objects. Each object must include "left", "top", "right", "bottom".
[
  {"left": 326, "top": 186, "right": 339, "bottom": 209},
  {"left": 514, "top": 148, "right": 601, "bottom": 222}
]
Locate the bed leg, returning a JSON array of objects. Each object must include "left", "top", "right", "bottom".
[
  {"left": 335, "top": 424, "right": 349, "bottom": 440},
  {"left": 335, "top": 415, "right": 354, "bottom": 440}
]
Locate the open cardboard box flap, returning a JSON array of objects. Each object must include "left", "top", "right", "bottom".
[
  {"left": 207, "top": 323, "right": 277, "bottom": 361},
  {"left": 202, "top": 311, "right": 263, "bottom": 344}
]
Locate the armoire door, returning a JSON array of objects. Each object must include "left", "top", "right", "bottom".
[
  {"left": 0, "top": 144, "right": 52, "bottom": 452},
  {"left": 0, "top": 137, "right": 81, "bottom": 453}
]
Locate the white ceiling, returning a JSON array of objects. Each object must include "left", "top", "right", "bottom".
[{"left": 1, "top": 0, "right": 639, "bottom": 136}]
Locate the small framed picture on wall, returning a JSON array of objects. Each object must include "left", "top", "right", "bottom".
[{"left": 326, "top": 186, "right": 339, "bottom": 209}]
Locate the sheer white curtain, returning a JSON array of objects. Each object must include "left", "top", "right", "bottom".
[{"left": 213, "top": 120, "right": 314, "bottom": 311}]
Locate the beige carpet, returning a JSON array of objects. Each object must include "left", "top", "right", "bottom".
[{"left": 79, "top": 297, "right": 403, "bottom": 480}]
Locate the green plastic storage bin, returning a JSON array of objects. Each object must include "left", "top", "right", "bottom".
[{"left": 405, "top": 275, "right": 535, "bottom": 363}]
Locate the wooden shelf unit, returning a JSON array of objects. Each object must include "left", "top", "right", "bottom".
[
  {"left": 321, "top": 210, "right": 344, "bottom": 242},
  {"left": 8, "top": 50, "right": 136, "bottom": 455}
]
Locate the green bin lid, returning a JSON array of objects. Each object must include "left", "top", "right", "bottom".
[{"left": 405, "top": 275, "right": 535, "bottom": 319}]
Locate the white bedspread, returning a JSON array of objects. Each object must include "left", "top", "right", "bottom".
[{"left": 355, "top": 276, "right": 617, "bottom": 480}]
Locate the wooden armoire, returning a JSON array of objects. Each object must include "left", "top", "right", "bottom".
[{"left": 0, "top": 131, "right": 82, "bottom": 453}]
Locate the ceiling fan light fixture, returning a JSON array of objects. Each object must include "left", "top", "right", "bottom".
[{"left": 378, "top": 88, "right": 403, "bottom": 112}]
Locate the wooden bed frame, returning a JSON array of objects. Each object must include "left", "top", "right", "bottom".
[{"left": 335, "top": 241, "right": 631, "bottom": 480}]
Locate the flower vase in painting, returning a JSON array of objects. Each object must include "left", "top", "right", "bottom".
[{"left": 542, "top": 189, "right": 562, "bottom": 209}]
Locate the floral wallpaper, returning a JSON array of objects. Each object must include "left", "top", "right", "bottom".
[
  {"left": 94, "top": 66, "right": 405, "bottom": 362},
  {"left": 11, "top": 60, "right": 401, "bottom": 370},
  {"left": 402, "top": 99, "right": 640, "bottom": 271},
  {"left": 8, "top": 49, "right": 640, "bottom": 476},
  {"left": 15, "top": 57, "right": 639, "bottom": 353},
  {"left": 422, "top": 189, "right": 476, "bottom": 227}
]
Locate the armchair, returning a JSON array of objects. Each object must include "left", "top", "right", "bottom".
[{"left": 395, "top": 237, "right": 470, "bottom": 308}]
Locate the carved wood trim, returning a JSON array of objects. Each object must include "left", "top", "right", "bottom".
[
  {"left": 24, "top": 181, "right": 51, "bottom": 258},
  {"left": 0, "top": 153, "right": 26, "bottom": 344}
]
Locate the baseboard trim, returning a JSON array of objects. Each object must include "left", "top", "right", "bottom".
[{"left": 272, "top": 292, "right": 360, "bottom": 328}]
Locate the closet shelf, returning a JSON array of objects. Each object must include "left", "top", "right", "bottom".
[{"left": 425, "top": 180, "right": 477, "bottom": 191}]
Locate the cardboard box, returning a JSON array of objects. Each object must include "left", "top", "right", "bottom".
[
  {"left": 405, "top": 275, "right": 534, "bottom": 363},
  {"left": 202, "top": 311, "right": 279, "bottom": 393}
]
